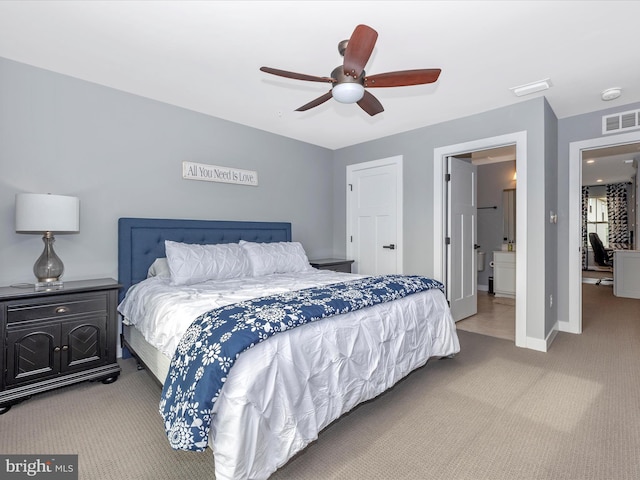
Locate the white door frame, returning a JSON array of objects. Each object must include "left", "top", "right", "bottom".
[
  {"left": 346, "top": 155, "right": 404, "bottom": 273},
  {"left": 433, "top": 131, "right": 527, "bottom": 348},
  {"left": 568, "top": 130, "right": 640, "bottom": 335}
]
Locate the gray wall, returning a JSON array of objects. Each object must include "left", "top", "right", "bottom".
[
  {"left": 477, "top": 160, "right": 517, "bottom": 288},
  {"left": 332, "top": 98, "right": 554, "bottom": 344},
  {"left": 0, "top": 57, "right": 335, "bottom": 285},
  {"left": 543, "top": 100, "right": 559, "bottom": 335},
  {"left": 556, "top": 100, "right": 640, "bottom": 325},
  {"left": 8, "top": 54, "right": 638, "bottom": 349}
]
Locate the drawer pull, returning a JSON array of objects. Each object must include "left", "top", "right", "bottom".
[
  {"left": 54, "top": 346, "right": 61, "bottom": 352},
  {"left": 62, "top": 345, "right": 69, "bottom": 351},
  {"left": 55, "top": 306, "right": 70, "bottom": 314}
]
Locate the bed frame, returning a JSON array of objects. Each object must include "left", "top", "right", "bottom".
[{"left": 117, "top": 217, "right": 292, "bottom": 364}]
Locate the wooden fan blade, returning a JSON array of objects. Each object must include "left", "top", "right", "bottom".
[
  {"left": 364, "top": 69, "right": 441, "bottom": 88},
  {"left": 343, "top": 24, "right": 378, "bottom": 78},
  {"left": 260, "top": 66, "right": 335, "bottom": 83},
  {"left": 357, "top": 90, "right": 384, "bottom": 116},
  {"left": 295, "top": 91, "right": 334, "bottom": 112}
]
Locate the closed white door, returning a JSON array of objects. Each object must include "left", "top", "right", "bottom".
[
  {"left": 447, "top": 156, "right": 478, "bottom": 321},
  {"left": 347, "top": 157, "right": 402, "bottom": 275}
]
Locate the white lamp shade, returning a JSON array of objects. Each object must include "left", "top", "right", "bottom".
[
  {"left": 15, "top": 193, "right": 80, "bottom": 233},
  {"left": 332, "top": 83, "right": 365, "bottom": 104}
]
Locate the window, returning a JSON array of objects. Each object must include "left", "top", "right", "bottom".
[{"left": 587, "top": 196, "right": 609, "bottom": 248}]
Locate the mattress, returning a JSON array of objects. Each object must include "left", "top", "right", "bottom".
[
  {"left": 122, "top": 324, "right": 170, "bottom": 382},
  {"left": 118, "top": 270, "right": 460, "bottom": 479}
]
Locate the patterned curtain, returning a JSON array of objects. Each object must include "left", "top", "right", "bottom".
[
  {"left": 581, "top": 186, "right": 589, "bottom": 269},
  {"left": 606, "top": 183, "right": 629, "bottom": 248}
]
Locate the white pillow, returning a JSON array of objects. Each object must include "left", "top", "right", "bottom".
[
  {"left": 147, "top": 257, "right": 171, "bottom": 278},
  {"left": 239, "top": 240, "right": 313, "bottom": 276},
  {"left": 165, "top": 240, "right": 252, "bottom": 286}
]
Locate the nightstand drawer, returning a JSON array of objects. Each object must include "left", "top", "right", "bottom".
[{"left": 7, "top": 295, "right": 107, "bottom": 324}]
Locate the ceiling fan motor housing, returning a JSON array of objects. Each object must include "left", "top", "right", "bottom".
[
  {"left": 338, "top": 39, "right": 349, "bottom": 57},
  {"left": 331, "top": 66, "right": 365, "bottom": 103},
  {"left": 331, "top": 66, "right": 365, "bottom": 84}
]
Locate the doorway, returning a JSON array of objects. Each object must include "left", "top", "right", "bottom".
[
  {"left": 568, "top": 132, "right": 640, "bottom": 333},
  {"left": 568, "top": 131, "right": 640, "bottom": 334},
  {"left": 444, "top": 151, "right": 518, "bottom": 338},
  {"left": 458, "top": 154, "right": 518, "bottom": 339},
  {"left": 433, "top": 131, "right": 527, "bottom": 347}
]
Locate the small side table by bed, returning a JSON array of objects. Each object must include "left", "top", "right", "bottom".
[
  {"left": 309, "top": 258, "right": 355, "bottom": 273},
  {"left": 0, "top": 278, "right": 121, "bottom": 414}
]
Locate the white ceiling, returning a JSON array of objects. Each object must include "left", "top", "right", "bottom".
[
  {"left": 1, "top": 1, "right": 639, "bottom": 150},
  {"left": 582, "top": 142, "right": 640, "bottom": 186}
]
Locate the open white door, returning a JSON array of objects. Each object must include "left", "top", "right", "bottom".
[
  {"left": 347, "top": 156, "right": 403, "bottom": 275},
  {"left": 447, "top": 156, "right": 478, "bottom": 321}
]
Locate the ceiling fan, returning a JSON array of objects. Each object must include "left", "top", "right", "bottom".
[{"left": 260, "top": 24, "right": 441, "bottom": 116}]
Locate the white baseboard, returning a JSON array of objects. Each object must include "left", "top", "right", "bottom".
[
  {"left": 523, "top": 336, "right": 548, "bottom": 352},
  {"left": 557, "top": 319, "right": 580, "bottom": 334},
  {"left": 546, "top": 324, "right": 559, "bottom": 350}
]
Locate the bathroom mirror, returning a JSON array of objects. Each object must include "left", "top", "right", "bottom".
[{"left": 503, "top": 188, "right": 516, "bottom": 243}]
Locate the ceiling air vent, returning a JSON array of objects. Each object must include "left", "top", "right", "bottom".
[{"left": 602, "top": 109, "right": 640, "bottom": 134}]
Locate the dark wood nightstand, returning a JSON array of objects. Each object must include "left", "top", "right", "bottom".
[
  {"left": 0, "top": 278, "right": 121, "bottom": 414},
  {"left": 309, "top": 258, "right": 355, "bottom": 273}
]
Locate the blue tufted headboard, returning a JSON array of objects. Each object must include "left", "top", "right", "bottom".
[{"left": 117, "top": 218, "right": 292, "bottom": 301}]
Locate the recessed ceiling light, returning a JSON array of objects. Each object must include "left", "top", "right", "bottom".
[
  {"left": 601, "top": 87, "right": 622, "bottom": 101},
  {"left": 586, "top": 159, "right": 595, "bottom": 164},
  {"left": 597, "top": 179, "right": 603, "bottom": 183},
  {"left": 509, "top": 78, "right": 552, "bottom": 97},
  {"left": 624, "top": 159, "right": 633, "bottom": 164}
]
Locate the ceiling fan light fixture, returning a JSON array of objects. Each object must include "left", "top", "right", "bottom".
[{"left": 332, "top": 83, "right": 365, "bottom": 104}]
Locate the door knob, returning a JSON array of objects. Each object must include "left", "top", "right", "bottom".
[
  {"left": 382, "top": 244, "right": 396, "bottom": 250},
  {"left": 474, "top": 244, "right": 481, "bottom": 250}
]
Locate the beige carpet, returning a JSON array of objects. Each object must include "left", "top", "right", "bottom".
[{"left": 1, "top": 283, "right": 639, "bottom": 479}]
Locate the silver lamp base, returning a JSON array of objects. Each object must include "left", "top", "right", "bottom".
[
  {"left": 33, "top": 231, "right": 65, "bottom": 289},
  {"left": 35, "top": 281, "right": 64, "bottom": 292}
]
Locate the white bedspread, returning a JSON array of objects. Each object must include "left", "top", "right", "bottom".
[
  {"left": 118, "top": 271, "right": 460, "bottom": 480},
  {"left": 119, "top": 270, "right": 367, "bottom": 357}
]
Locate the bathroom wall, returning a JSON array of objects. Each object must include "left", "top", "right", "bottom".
[{"left": 477, "top": 160, "right": 517, "bottom": 289}]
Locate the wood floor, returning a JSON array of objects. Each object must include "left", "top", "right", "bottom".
[{"left": 455, "top": 269, "right": 615, "bottom": 341}]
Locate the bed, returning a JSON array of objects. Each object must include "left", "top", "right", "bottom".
[{"left": 117, "top": 217, "right": 460, "bottom": 480}]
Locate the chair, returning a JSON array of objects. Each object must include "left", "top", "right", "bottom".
[{"left": 588, "top": 232, "right": 613, "bottom": 285}]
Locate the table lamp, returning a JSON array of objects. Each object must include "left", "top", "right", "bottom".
[{"left": 15, "top": 193, "right": 80, "bottom": 288}]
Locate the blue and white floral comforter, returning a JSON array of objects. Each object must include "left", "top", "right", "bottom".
[{"left": 159, "top": 274, "right": 444, "bottom": 452}]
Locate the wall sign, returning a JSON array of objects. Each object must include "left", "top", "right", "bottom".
[{"left": 183, "top": 161, "right": 258, "bottom": 186}]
